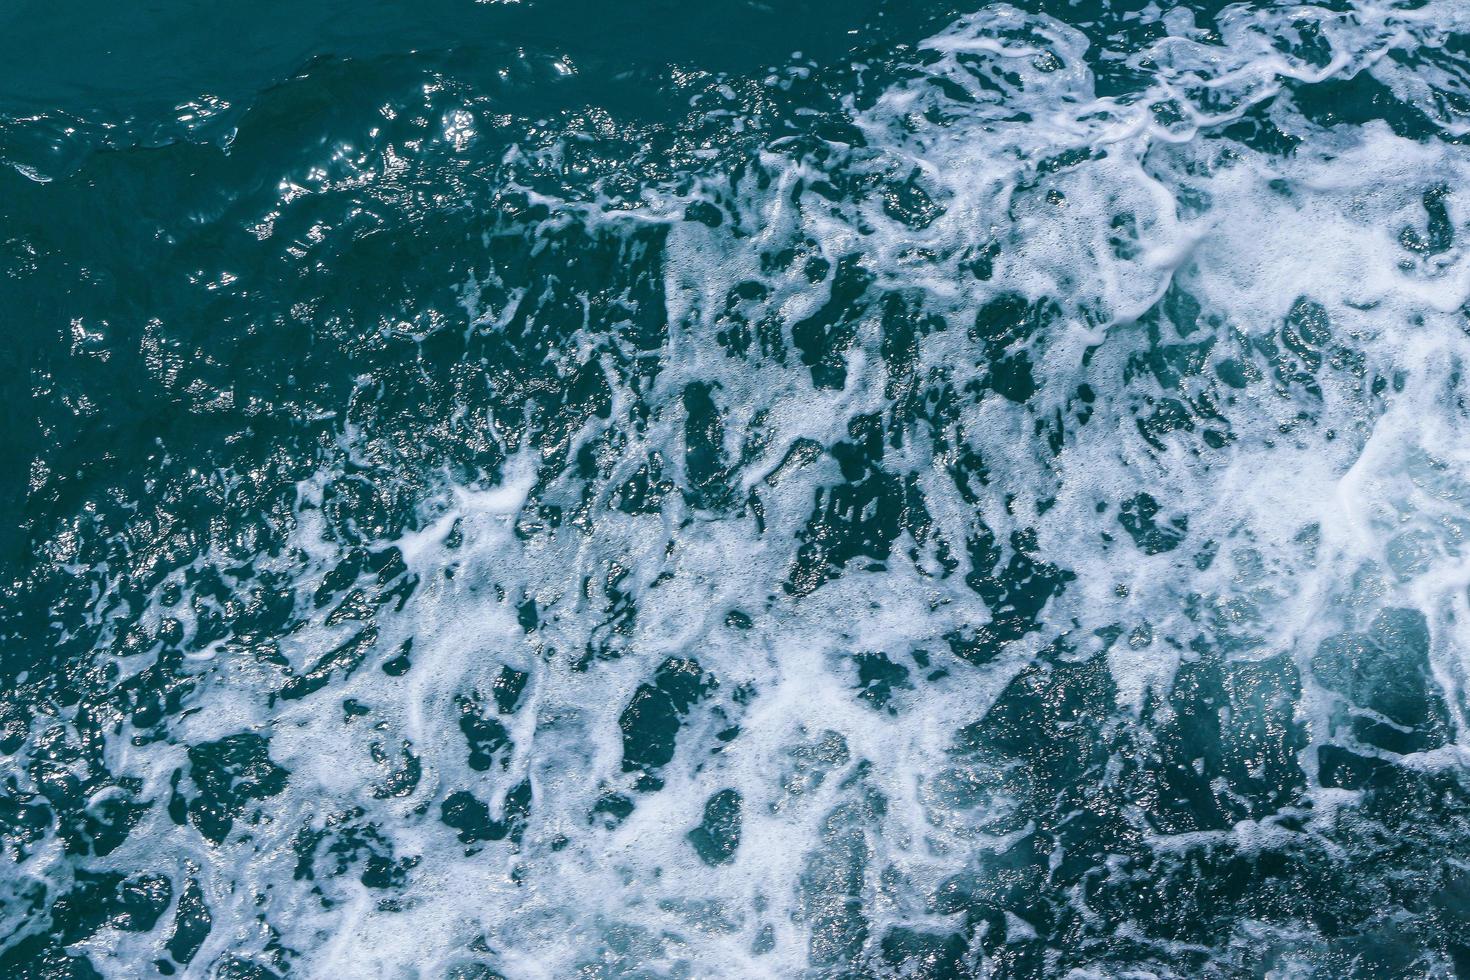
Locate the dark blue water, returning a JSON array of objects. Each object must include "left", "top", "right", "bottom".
[{"left": 4, "top": 1, "right": 1470, "bottom": 977}]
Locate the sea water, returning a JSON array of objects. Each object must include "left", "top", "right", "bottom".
[{"left": 3, "top": 0, "right": 1470, "bottom": 976}]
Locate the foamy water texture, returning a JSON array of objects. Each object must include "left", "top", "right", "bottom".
[{"left": 5, "top": 0, "right": 1470, "bottom": 976}]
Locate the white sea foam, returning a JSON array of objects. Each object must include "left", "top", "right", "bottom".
[{"left": 39, "top": 0, "right": 1470, "bottom": 976}]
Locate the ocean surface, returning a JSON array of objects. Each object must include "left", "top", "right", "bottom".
[{"left": 4, "top": 0, "right": 1470, "bottom": 976}]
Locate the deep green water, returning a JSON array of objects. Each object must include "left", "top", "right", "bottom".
[{"left": 4, "top": 0, "right": 1470, "bottom": 976}]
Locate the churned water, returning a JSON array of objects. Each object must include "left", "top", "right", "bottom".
[{"left": 4, "top": 0, "right": 1470, "bottom": 976}]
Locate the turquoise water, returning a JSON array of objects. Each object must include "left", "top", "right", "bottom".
[{"left": 4, "top": 0, "right": 1470, "bottom": 976}]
